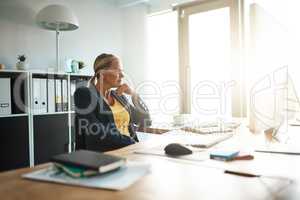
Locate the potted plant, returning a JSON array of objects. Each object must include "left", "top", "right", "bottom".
[
  {"left": 78, "top": 61, "right": 86, "bottom": 71},
  {"left": 70, "top": 60, "right": 86, "bottom": 73},
  {"left": 16, "top": 54, "right": 28, "bottom": 70}
]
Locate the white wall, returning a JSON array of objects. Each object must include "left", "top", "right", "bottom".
[
  {"left": 120, "top": 4, "right": 148, "bottom": 87},
  {"left": 0, "top": 0, "right": 122, "bottom": 73},
  {"left": 0, "top": 0, "right": 186, "bottom": 80}
]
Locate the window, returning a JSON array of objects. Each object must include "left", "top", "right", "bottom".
[
  {"left": 143, "top": 11, "right": 179, "bottom": 122},
  {"left": 144, "top": 0, "right": 297, "bottom": 129},
  {"left": 189, "top": 7, "right": 232, "bottom": 116},
  {"left": 178, "top": 0, "right": 236, "bottom": 119}
]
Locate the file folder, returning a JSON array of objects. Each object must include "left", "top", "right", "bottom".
[
  {"left": 12, "top": 77, "right": 27, "bottom": 114},
  {"left": 47, "top": 78, "right": 55, "bottom": 113},
  {"left": 32, "top": 78, "right": 40, "bottom": 114},
  {"left": 70, "top": 80, "right": 76, "bottom": 111},
  {"left": 55, "top": 79, "right": 63, "bottom": 112},
  {"left": 33, "top": 78, "right": 47, "bottom": 114},
  {"left": 62, "top": 79, "right": 68, "bottom": 111},
  {"left": 0, "top": 78, "right": 11, "bottom": 115},
  {"left": 40, "top": 79, "right": 47, "bottom": 113}
]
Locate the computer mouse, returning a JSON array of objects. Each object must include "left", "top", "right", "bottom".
[{"left": 164, "top": 143, "right": 193, "bottom": 156}]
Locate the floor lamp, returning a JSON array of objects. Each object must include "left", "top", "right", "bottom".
[{"left": 36, "top": 5, "right": 79, "bottom": 72}]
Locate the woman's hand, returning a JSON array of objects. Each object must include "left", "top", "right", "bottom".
[{"left": 115, "top": 83, "right": 136, "bottom": 97}]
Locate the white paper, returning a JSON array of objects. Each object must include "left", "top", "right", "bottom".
[
  {"left": 22, "top": 161, "right": 151, "bottom": 191},
  {"left": 136, "top": 131, "right": 161, "bottom": 142}
]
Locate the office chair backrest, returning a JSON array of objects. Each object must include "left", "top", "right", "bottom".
[{"left": 74, "top": 114, "right": 86, "bottom": 150}]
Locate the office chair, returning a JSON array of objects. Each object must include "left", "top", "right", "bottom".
[{"left": 74, "top": 114, "right": 87, "bottom": 150}]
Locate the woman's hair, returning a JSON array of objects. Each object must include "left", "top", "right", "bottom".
[{"left": 90, "top": 53, "right": 117, "bottom": 85}]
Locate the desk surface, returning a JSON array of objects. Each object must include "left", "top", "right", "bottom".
[{"left": 1, "top": 126, "right": 300, "bottom": 200}]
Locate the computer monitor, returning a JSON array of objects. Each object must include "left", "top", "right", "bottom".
[{"left": 248, "top": 3, "right": 289, "bottom": 136}]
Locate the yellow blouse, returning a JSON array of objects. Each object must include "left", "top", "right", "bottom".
[{"left": 109, "top": 99, "right": 130, "bottom": 136}]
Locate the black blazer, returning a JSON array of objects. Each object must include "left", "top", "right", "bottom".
[{"left": 74, "top": 84, "right": 151, "bottom": 152}]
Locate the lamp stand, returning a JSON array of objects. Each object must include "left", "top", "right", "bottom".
[
  {"left": 36, "top": 5, "right": 79, "bottom": 72},
  {"left": 56, "top": 26, "right": 60, "bottom": 72}
]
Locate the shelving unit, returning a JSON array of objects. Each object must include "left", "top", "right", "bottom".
[
  {"left": 0, "top": 70, "right": 92, "bottom": 171},
  {"left": 0, "top": 113, "right": 29, "bottom": 118},
  {"left": 0, "top": 70, "right": 30, "bottom": 171},
  {"left": 32, "top": 111, "right": 70, "bottom": 116}
]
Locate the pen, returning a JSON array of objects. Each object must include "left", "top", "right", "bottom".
[
  {"left": 224, "top": 170, "right": 294, "bottom": 182},
  {"left": 224, "top": 170, "right": 260, "bottom": 177},
  {"left": 255, "top": 150, "right": 300, "bottom": 155}
]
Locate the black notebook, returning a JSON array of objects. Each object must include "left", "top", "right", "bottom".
[{"left": 51, "top": 150, "right": 126, "bottom": 173}]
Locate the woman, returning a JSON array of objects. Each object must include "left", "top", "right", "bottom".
[{"left": 74, "top": 53, "right": 151, "bottom": 152}]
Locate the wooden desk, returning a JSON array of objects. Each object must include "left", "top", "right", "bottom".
[{"left": 1, "top": 129, "right": 300, "bottom": 200}]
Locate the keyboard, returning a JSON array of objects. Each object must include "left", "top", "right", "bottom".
[
  {"left": 181, "top": 121, "right": 240, "bottom": 134},
  {"left": 163, "top": 130, "right": 234, "bottom": 148},
  {"left": 186, "top": 134, "right": 233, "bottom": 148}
]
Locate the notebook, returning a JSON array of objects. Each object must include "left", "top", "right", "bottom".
[
  {"left": 51, "top": 150, "right": 126, "bottom": 174},
  {"left": 53, "top": 163, "right": 99, "bottom": 178}
]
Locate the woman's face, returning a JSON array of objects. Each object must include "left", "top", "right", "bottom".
[{"left": 101, "top": 58, "right": 124, "bottom": 88}]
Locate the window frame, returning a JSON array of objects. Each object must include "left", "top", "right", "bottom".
[{"left": 177, "top": 0, "right": 246, "bottom": 116}]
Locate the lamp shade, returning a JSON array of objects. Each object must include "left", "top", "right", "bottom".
[{"left": 36, "top": 5, "right": 79, "bottom": 31}]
